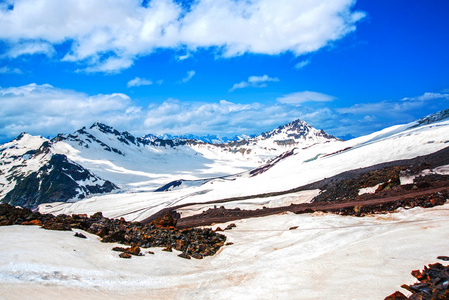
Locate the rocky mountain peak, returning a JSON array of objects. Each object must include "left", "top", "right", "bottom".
[{"left": 260, "top": 119, "right": 336, "bottom": 141}]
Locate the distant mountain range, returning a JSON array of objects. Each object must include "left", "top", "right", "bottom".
[
  {"left": 0, "top": 118, "right": 338, "bottom": 209},
  {"left": 2, "top": 109, "right": 449, "bottom": 212}
]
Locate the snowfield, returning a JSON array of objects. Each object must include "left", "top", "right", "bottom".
[
  {"left": 1, "top": 204, "right": 449, "bottom": 299},
  {"left": 40, "top": 120, "right": 449, "bottom": 222}
]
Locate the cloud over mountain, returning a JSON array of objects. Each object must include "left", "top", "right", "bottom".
[{"left": 0, "top": 0, "right": 365, "bottom": 73}]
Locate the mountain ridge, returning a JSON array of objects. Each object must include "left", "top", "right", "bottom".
[{"left": 1, "top": 118, "right": 338, "bottom": 209}]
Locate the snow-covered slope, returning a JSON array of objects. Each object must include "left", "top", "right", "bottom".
[
  {"left": 39, "top": 113, "right": 449, "bottom": 222},
  {"left": 2, "top": 204, "right": 449, "bottom": 299}
]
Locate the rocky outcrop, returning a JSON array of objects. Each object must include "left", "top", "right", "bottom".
[
  {"left": 386, "top": 260, "right": 449, "bottom": 299},
  {"left": 0, "top": 204, "right": 226, "bottom": 259}
]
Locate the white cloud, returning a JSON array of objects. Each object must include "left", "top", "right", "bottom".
[
  {"left": 0, "top": 66, "right": 22, "bottom": 74},
  {"left": 3, "top": 42, "right": 55, "bottom": 58},
  {"left": 230, "top": 75, "right": 279, "bottom": 91},
  {"left": 0, "top": 0, "right": 365, "bottom": 72},
  {"left": 181, "top": 70, "right": 195, "bottom": 83},
  {"left": 277, "top": 91, "right": 336, "bottom": 104},
  {"left": 294, "top": 59, "right": 311, "bottom": 70},
  {"left": 127, "top": 77, "right": 153, "bottom": 88},
  {"left": 338, "top": 92, "right": 449, "bottom": 115},
  {"left": 3, "top": 84, "right": 445, "bottom": 144},
  {"left": 0, "top": 84, "right": 139, "bottom": 140}
]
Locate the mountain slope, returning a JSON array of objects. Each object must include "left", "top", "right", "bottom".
[
  {"left": 38, "top": 112, "right": 449, "bottom": 221},
  {"left": 1, "top": 119, "right": 337, "bottom": 208},
  {"left": 0, "top": 134, "right": 117, "bottom": 209}
]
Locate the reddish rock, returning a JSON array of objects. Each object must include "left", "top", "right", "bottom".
[
  {"left": 127, "top": 243, "right": 141, "bottom": 256},
  {"left": 162, "top": 246, "right": 172, "bottom": 252},
  {"left": 152, "top": 212, "right": 177, "bottom": 228},
  {"left": 384, "top": 291, "right": 408, "bottom": 299},
  {"left": 215, "top": 227, "right": 223, "bottom": 232},
  {"left": 147, "top": 251, "right": 155, "bottom": 255},
  {"left": 191, "top": 253, "right": 203, "bottom": 259},
  {"left": 289, "top": 226, "right": 298, "bottom": 230},
  {"left": 119, "top": 252, "right": 132, "bottom": 259},
  {"left": 21, "top": 219, "right": 42, "bottom": 226},
  {"left": 411, "top": 270, "right": 427, "bottom": 281},
  {"left": 224, "top": 223, "right": 236, "bottom": 230},
  {"left": 178, "top": 252, "right": 191, "bottom": 259},
  {"left": 112, "top": 247, "right": 126, "bottom": 252},
  {"left": 175, "top": 239, "right": 187, "bottom": 251}
]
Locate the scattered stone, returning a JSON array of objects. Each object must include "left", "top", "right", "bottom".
[
  {"left": 162, "top": 246, "right": 173, "bottom": 252},
  {"left": 119, "top": 252, "right": 132, "bottom": 259},
  {"left": 224, "top": 223, "right": 236, "bottom": 230},
  {"left": 147, "top": 251, "right": 155, "bottom": 255},
  {"left": 225, "top": 242, "right": 234, "bottom": 246},
  {"left": 289, "top": 226, "right": 298, "bottom": 230},
  {"left": 127, "top": 243, "right": 141, "bottom": 256},
  {"left": 112, "top": 247, "right": 126, "bottom": 252},
  {"left": 437, "top": 256, "right": 449, "bottom": 261},
  {"left": 74, "top": 232, "right": 87, "bottom": 239},
  {"left": 0, "top": 203, "right": 227, "bottom": 260},
  {"left": 215, "top": 227, "right": 223, "bottom": 232},
  {"left": 178, "top": 252, "right": 191, "bottom": 259},
  {"left": 191, "top": 253, "right": 203, "bottom": 259}
]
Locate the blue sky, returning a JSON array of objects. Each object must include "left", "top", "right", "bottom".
[{"left": 0, "top": 0, "right": 448, "bottom": 142}]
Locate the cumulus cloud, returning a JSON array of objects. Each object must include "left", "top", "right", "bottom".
[
  {"left": 127, "top": 77, "right": 153, "bottom": 87},
  {"left": 277, "top": 91, "right": 336, "bottom": 104},
  {"left": 3, "top": 84, "right": 445, "bottom": 143},
  {"left": 181, "top": 70, "right": 195, "bottom": 83},
  {"left": 0, "top": 84, "right": 140, "bottom": 140},
  {"left": 0, "top": 0, "right": 365, "bottom": 72},
  {"left": 230, "top": 75, "right": 279, "bottom": 91},
  {"left": 0, "top": 83, "right": 326, "bottom": 141}
]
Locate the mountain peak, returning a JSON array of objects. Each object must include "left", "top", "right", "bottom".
[
  {"left": 89, "top": 122, "right": 120, "bottom": 135},
  {"left": 260, "top": 119, "right": 336, "bottom": 141}
]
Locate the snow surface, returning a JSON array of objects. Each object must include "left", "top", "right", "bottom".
[
  {"left": 358, "top": 183, "right": 382, "bottom": 195},
  {"left": 40, "top": 120, "right": 449, "bottom": 221},
  {"left": 2, "top": 204, "right": 449, "bottom": 299}
]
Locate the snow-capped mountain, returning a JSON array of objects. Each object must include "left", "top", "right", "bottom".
[
  {"left": 143, "top": 133, "right": 251, "bottom": 144},
  {"left": 0, "top": 119, "right": 337, "bottom": 209},
  {"left": 38, "top": 109, "right": 449, "bottom": 221},
  {"left": 0, "top": 133, "right": 116, "bottom": 209}
]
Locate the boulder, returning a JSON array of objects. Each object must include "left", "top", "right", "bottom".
[{"left": 74, "top": 232, "right": 87, "bottom": 239}]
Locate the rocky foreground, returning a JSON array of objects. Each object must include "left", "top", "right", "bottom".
[
  {"left": 386, "top": 260, "right": 449, "bottom": 299},
  {"left": 0, "top": 204, "right": 226, "bottom": 260}
]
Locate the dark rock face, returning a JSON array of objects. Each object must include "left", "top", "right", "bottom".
[
  {"left": 0, "top": 204, "right": 226, "bottom": 259},
  {"left": 2, "top": 153, "right": 117, "bottom": 210}
]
